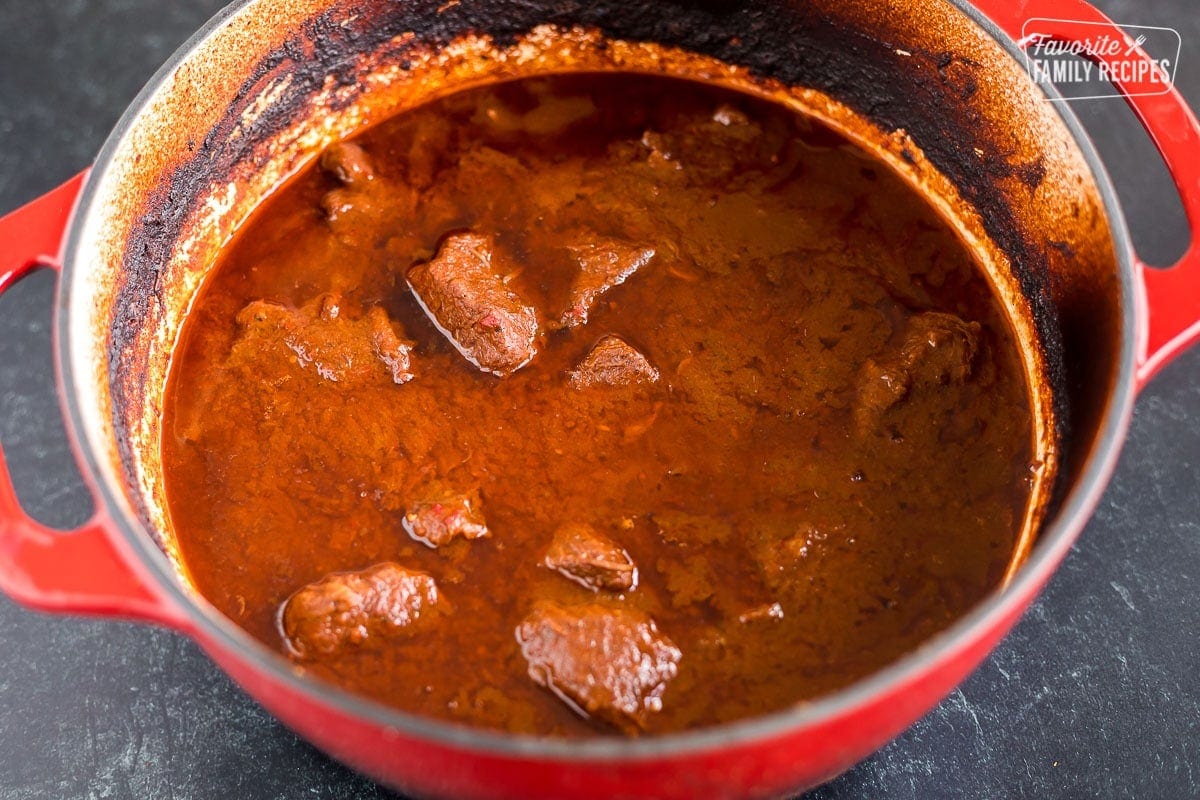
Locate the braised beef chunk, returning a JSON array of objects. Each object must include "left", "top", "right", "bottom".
[
  {"left": 559, "top": 238, "right": 655, "bottom": 328},
  {"left": 320, "top": 189, "right": 358, "bottom": 222},
  {"left": 516, "top": 603, "right": 681, "bottom": 734},
  {"left": 901, "top": 312, "right": 981, "bottom": 384},
  {"left": 637, "top": 102, "right": 768, "bottom": 188},
  {"left": 569, "top": 335, "right": 660, "bottom": 388},
  {"left": 280, "top": 563, "right": 438, "bottom": 659},
  {"left": 544, "top": 524, "right": 637, "bottom": 592},
  {"left": 407, "top": 233, "right": 539, "bottom": 376},
  {"left": 403, "top": 485, "right": 490, "bottom": 548},
  {"left": 320, "top": 142, "right": 376, "bottom": 186},
  {"left": 318, "top": 144, "right": 383, "bottom": 222},
  {"left": 856, "top": 311, "right": 981, "bottom": 426},
  {"left": 230, "top": 294, "right": 416, "bottom": 387}
]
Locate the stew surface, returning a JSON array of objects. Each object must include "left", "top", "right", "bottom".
[{"left": 162, "top": 73, "right": 1035, "bottom": 737}]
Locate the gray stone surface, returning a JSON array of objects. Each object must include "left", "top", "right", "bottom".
[{"left": 0, "top": 0, "right": 1196, "bottom": 797}]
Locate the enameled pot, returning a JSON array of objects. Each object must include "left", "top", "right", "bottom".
[{"left": 0, "top": 0, "right": 1197, "bottom": 797}]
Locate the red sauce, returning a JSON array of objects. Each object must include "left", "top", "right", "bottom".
[{"left": 161, "top": 73, "right": 1034, "bottom": 737}]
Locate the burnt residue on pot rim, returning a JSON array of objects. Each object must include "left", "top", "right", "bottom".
[{"left": 59, "top": 0, "right": 1138, "bottom": 760}]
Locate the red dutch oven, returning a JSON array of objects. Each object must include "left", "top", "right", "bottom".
[{"left": 0, "top": 0, "right": 1197, "bottom": 797}]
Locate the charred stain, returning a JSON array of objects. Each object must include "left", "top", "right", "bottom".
[
  {"left": 1016, "top": 157, "right": 1048, "bottom": 191},
  {"left": 1048, "top": 239, "right": 1077, "bottom": 260}
]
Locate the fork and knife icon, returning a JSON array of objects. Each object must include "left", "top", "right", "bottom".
[{"left": 1124, "top": 33, "right": 1149, "bottom": 56}]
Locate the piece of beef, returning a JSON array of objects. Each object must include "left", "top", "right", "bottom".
[
  {"left": 320, "top": 142, "right": 375, "bottom": 187},
  {"left": 558, "top": 238, "right": 655, "bottom": 328},
  {"left": 543, "top": 523, "right": 637, "bottom": 592},
  {"left": 899, "top": 312, "right": 981, "bottom": 384},
  {"left": 569, "top": 335, "right": 660, "bottom": 388},
  {"left": 516, "top": 602, "right": 681, "bottom": 734},
  {"left": 317, "top": 143, "right": 389, "bottom": 223},
  {"left": 636, "top": 102, "right": 768, "bottom": 188},
  {"left": 407, "top": 233, "right": 539, "bottom": 376},
  {"left": 279, "top": 563, "right": 439, "bottom": 659},
  {"left": 856, "top": 311, "right": 981, "bottom": 426},
  {"left": 231, "top": 294, "right": 415, "bottom": 387},
  {"left": 320, "top": 188, "right": 359, "bottom": 222},
  {"left": 403, "top": 485, "right": 490, "bottom": 548}
]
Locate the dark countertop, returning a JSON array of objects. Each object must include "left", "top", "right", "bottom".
[{"left": 1, "top": 1, "right": 1197, "bottom": 797}]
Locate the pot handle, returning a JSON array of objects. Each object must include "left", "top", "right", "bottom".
[
  {"left": 0, "top": 172, "right": 188, "bottom": 628},
  {"left": 971, "top": 0, "right": 1200, "bottom": 390}
]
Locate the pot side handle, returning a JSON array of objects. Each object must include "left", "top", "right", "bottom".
[
  {"left": 972, "top": 0, "right": 1200, "bottom": 390},
  {"left": 0, "top": 172, "right": 188, "bottom": 628}
]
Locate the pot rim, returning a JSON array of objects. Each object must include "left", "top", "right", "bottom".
[{"left": 57, "top": 0, "right": 1141, "bottom": 761}]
